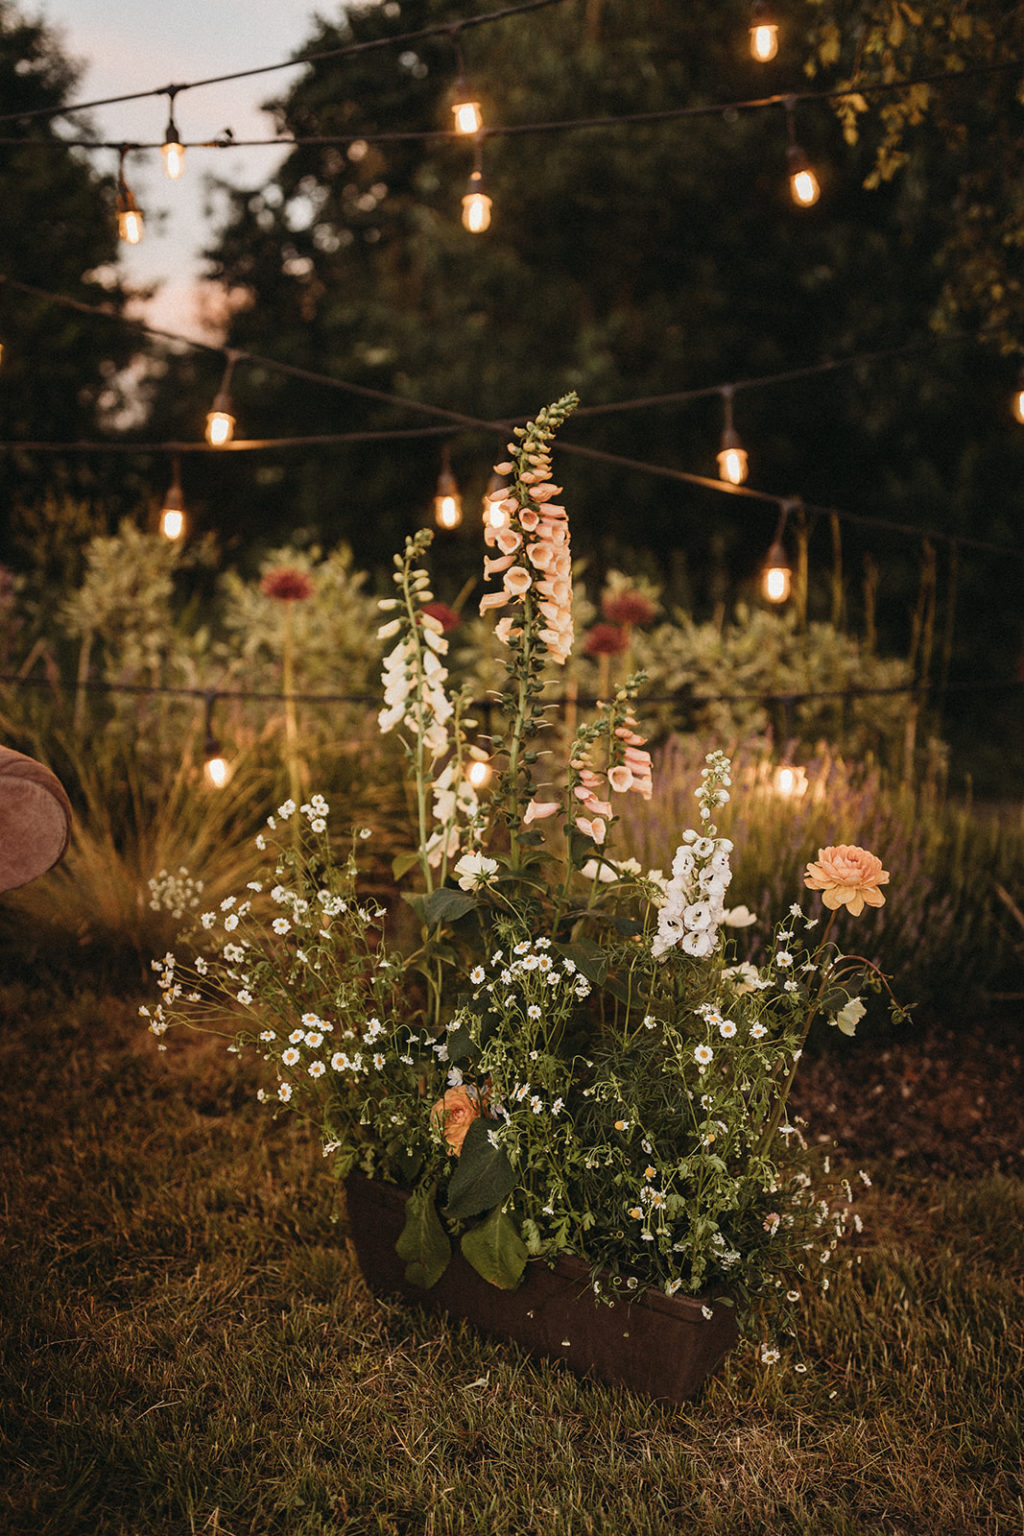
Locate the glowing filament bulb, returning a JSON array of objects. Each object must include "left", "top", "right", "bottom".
[
  {"left": 762, "top": 542, "right": 792, "bottom": 603},
  {"left": 717, "top": 445, "right": 749, "bottom": 485},
  {"left": 117, "top": 206, "right": 144, "bottom": 244},
  {"left": 204, "top": 752, "right": 231, "bottom": 789},
  {"left": 433, "top": 454, "right": 463, "bottom": 528},
  {"left": 751, "top": 22, "right": 779, "bottom": 60},
  {"left": 116, "top": 158, "right": 144, "bottom": 244},
  {"left": 162, "top": 138, "right": 185, "bottom": 180},
  {"left": 452, "top": 98, "right": 483, "bottom": 135},
  {"left": 462, "top": 170, "right": 492, "bottom": 233},
  {"left": 205, "top": 409, "right": 235, "bottom": 447},
  {"left": 787, "top": 143, "right": 820, "bottom": 207},
  {"left": 773, "top": 764, "right": 807, "bottom": 798},
  {"left": 1013, "top": 369, "right": 1024, "bottom": 423},
  {"left": 161, "top": 508, "right": 184, "bottom": 540},
  {"left": 466, "top": 757, "right": 492, "bottom": 789}
]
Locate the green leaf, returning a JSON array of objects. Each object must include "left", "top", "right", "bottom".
[
  {"left": 445, "top": 1022, "right": 476, "bottom": 1063},
  {"left": 460, "top": 1204, "right": 529, "bottom": 1290},
  {"left": 567, "top": 827, "right": 600, "bottom": 869},
  {"left": 392, "top": 850, "right": 420, "bottom": 881},
  {"left": 835, "top": 996, "right": 867, "bottom": 1037},
  {"left": 557, "top": 939, "right": 608, "bottom": 986},
  {"left": 444, "top": 1117, "right": 517, "bottom": 1220},
  {"left": 395, "top": 1184, "right": 451, "bottom": 1289},
  {"left": 423, "top": 887, "right": 478, "bottom": 928}
]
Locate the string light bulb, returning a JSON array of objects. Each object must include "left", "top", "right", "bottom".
[
  {"left": 159, "top": 456, "right": 186, "bottom": 540},
  {"left": 449, "top": 29, "right": 483, "bottom": 135},
  {"left": 1013, "top": 364, "right": 1024, "bottom": 424},
  {"left": 749, "top": 1, "right": 779, "bottom": 61},
  {"left": 466, "top": 753, "right": 492, "bottom": 789},
  {"left": 462, "top": 170, "right": 492, "bottom": 232},
  {"left": 452, "top": 78, "right": 483, "bottom": 136},
  {"left": 482, "top": 468, "right": 510, "bottom": 530},
  {"left": 205, "top": 351, "right": 238, "bottom": 446},
  {"left": 433, "top": 446, "right": 463, "bottom": 529},
  {"left": 202, "top": 693, "right": 231, "bottom": 789},
  {"left": 785, "top": 99, "right": 820, "bottom": 207},
  {"left": 115, "top": 149, "right": 144, "bottom": 244},
  {"left": 773, "top": 762, "right": 808, "bottom": 797},
  {"left": 161, "top": 92, "right": 186, "bottom": 180},
  {"left": 761, "top": 502, "right": 794, "bottom": 602},
  {"left": 716, "top": 387, "right": 749, "bottom": 485},
  {"left": 462, "top": 136, "right": 492, "bottom": 233}
]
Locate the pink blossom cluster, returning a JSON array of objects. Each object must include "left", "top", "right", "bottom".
[
  {"left": 479, "top": 448, "right": 574, "bottom": 665},
  {"left": 611, "top": 714, "right": 654, "bottom": 800},
  {"left": 522, "top": 715, "right": 654, "bottom": 844}
]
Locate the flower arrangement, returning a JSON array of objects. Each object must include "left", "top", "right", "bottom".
[{"left": 145, "top": 396, "right": 907, "bottom": 1358}]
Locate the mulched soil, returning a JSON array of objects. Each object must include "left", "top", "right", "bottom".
[{"left": 790, "top": 1004, "right": 1024, "bottom": 1177}]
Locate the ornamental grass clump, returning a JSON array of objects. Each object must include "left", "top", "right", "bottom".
[{"left": 146, "top": 396, "right": 908, "bottom": 1355}]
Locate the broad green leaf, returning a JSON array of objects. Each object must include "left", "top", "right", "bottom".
[
  {"left": 557, "top": 939, "right": 608, "bottom": 986},
  {"left": 444, "top": 1117, "right": 517, "bottom": 1220},
  {"left": 395, "top": 1184, "right": 451, "bottom": 1289},
  {"left": 460, "top": 1204, "right": 529, "bottom": 1290},
  {"left": 391, "top": 850, "right": 420, "bottom": 881},
  {"left": 445, "top": 1021, "right": 477, "bottom": 1063},
  {"left": 423, "top": 887, "right": 478, "bottom": 928}
]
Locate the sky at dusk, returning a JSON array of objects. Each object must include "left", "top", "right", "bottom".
[{"left": 34, "top": 0, "right": 322, "bottom": 336}]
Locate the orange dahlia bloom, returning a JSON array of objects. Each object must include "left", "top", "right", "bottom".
[
  {"left": 803, "top": 844, "right": 889, "bottom": 916},
  {"left": 429, "top": 1085, "right": 484, "bottom": 1156}
]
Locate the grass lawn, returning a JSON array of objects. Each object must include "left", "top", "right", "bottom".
[{"left": 1, "top": 981, "right": 1021, "bottom": 1536}]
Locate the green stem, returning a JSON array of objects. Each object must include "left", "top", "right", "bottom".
[
  {"left": 282, "top": 604, "right": 302, "bottom": 838},
  {"left": 755, "top": 910, "right": 838, "bottom": 1157}
]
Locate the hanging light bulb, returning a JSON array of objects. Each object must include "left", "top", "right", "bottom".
[
  {"left": 785, "top": 99, "right": 820, "bottom": 207},
  {"left": 202, "top": 693, "right": 231, "bottom": 788},
  {"left": 762, "top": 543, "right": 792, "bottom": 602},
  {"left": 716, "top": 387, "right": 749, "bottom": 485},
  {"left": 1013, "top": 365, "right": 1024, "bottom": 424},
  {"left": 788, "top": 145, "right": 821, "bottom": 207},
  {"left": 433, "top": 446, "right": 463, "bottom": 529},
  {"left": 449, "top": 28, "right": 483, "bottom": 135},
  {"left": 159, "top": 456, "right": 186, "bottom": 540},
  {"left": 205, "top": 351, "right": 239, "bottom": 446},
  {"left": 773, "top": 762, "right": 808, "bottom": 798},
  {"left": 116, "top": 149, "right": 144, "bottom": 244},
  {"left": 749, "top": 0, "right": 779, "bottom": 60},
  {"left": 462, "top": 169, "right": 492, "bottom": 233},
  {"left": 161, "top": 92, "right": 186, "bottom": 180},
  {"left": 452, "top": 78, "right": 483, "bottom": 136},
  {"left": 466, "top": 753, "right": 492, "bottom": 789},
  {"left": 481, "top": 468, "right": 510, "bottom": 530},
  {"left": 461, "top": 134, "right": 492, "bottom": 233}
]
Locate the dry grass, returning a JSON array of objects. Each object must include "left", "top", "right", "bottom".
[{"left": 0, "top": 978, "right": 1021, "bottom": 1536}]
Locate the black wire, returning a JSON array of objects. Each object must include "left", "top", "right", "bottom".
[
  {"left": 2, "top": 274, "right": 1022, "bottom": 560},
  {"left": 0, "top": 0, "right": 574, "bottom": 127},
  {"left": 1, "top": 673, "right": 1019, "bottom": 709}
]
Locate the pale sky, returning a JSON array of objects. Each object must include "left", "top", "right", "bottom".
[{"left": 33, "top": 0, "right": 324, "bottom": 335}]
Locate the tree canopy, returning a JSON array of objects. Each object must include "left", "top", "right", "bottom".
[{"left": 0, "top": 1, "right": 141, "bottom": 570}]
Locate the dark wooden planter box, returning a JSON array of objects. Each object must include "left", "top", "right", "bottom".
[{"left": 344, "top": 1173, "right": 738, "bottom": 1405}]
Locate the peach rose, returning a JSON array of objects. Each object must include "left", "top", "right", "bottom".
[
  {"left": 804, "top": 844, "right": 889, "bottom": 916},
  {"left": 430, "top": 1086, "right": 483, "bottom": 1156}
]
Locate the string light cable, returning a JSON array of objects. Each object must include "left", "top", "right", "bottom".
[
  {"left": 1, "top": 273, "right": 1022, "bottom": 562},
  {"left": 0, "top": 672, "right": 1018, "bottom": 715},
  {"left": 3, "top": 55, "right": 1022, "bottom": 152},
  {"left": 0, "top": 0, "right": 574, "bottom": 128}
]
